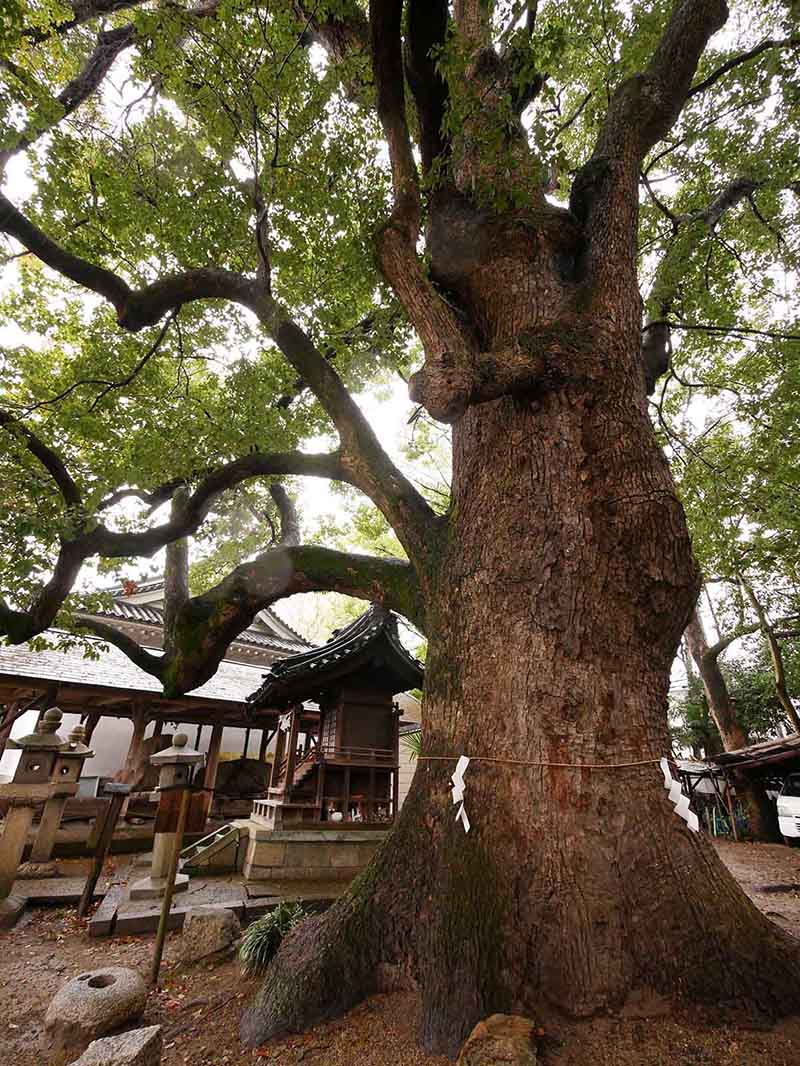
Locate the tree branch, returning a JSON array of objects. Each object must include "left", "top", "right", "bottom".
[
  {"left": 571, "top": 0, "right": 729, "bottom": 296},
  {"left": 0, "top": 196, "right": 255, "bottom": 328},
  {"left": 687, "top": 35, "right": 800, "bottom": 98},
  {"left": 369, "top": 0, "right": 421, "bottom": 242},
  {"left": 405, "top": 0, "right": 449, "bottom": 174},
  {"left": 22, "top": 0, "right": 147, "bottom": 41},
  {"left": 269, "top": 483, "right": 301, "bottom": 547},
  {"left": 0, "top": 448, "right": 352, "bottom": 645},
  {"left": 161, "top": 545, "right": 423, "bottom": 696},
  {"left": 0, "top": 409, "right": 82, "bottom": 509},
  {"left": 1, "top": 25, "right": 136, "bottom": 173},
  {"left": 76, "top": 618, "right": 165, "bottom": 679},
  {"left": 641, "top": 175, "right": 767, "bottom": 393},
  {"left": 252, "top": 298, "right": 441, "bottom": 572}
]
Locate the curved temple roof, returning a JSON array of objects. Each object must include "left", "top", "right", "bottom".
[{"left": 247, "top": 604, "right": 424, "bottom": 708}]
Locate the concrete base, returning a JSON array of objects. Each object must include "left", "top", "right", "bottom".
[
  {"left": 241, "top": 823, "right": 389, "bottom": 883},
  {"left": 128, "top": 872, "right": 189, "bottom": 900},
  {"left": 0, "top": 893, "right": 26, "bottom": 928}
]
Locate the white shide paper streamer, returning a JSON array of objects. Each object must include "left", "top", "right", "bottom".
[
  {"left": 660, "top": 756, "right": 699, "bottom": 832},
  {"left": 451, "top": 755, "right": 471, "bottom": 833}
]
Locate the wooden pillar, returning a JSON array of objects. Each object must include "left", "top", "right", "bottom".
[
  {"left": 201, "top": 723, "right": 223, "bottom": 824},
  {"left": 194, "top": 724, "right": 203, "bottom": 749},
  {"left": 242, "top": 727, "right": 251, "bottom": 758},
  {"left": 270, "top": 727, "right": 286, "bottom": 788},
  {"left": 283, "top": 709, "right": 300, "bottom": 796},
  {"left": 151, "top": 719, "right": 163, "bottom": 739}
]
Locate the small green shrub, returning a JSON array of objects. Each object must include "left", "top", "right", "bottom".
[{"left": 238, "top": 900, "right": 308, "bottom": 977}]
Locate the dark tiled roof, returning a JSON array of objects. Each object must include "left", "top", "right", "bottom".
[
  {"left": 248, "top": 604, "right": 424, "bottom": 708},
  {"left": 86, "top": 594, "right": 309, "bottom": 656}
]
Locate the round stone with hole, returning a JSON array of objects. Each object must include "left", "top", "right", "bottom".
[{"left": 43, "top": 966, "right": 147, "bottom": 1057}]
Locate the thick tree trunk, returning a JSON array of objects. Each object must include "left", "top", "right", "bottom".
[
  {"left": 685, "top": 610, "right": 781, "bottom": 843},
  {"left": 242, "top": 321, "right": 800, "bottom": 1054}
]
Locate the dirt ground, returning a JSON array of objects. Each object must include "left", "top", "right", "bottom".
[{"left": 1, "top": 840, "right": 800, "bottom": 1066}]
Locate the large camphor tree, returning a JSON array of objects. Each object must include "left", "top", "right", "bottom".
[{"left": 2, "top": 0, "right": 800, "bottom": 1055}]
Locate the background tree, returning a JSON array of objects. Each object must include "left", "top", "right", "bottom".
[{"left": 2, "top": 0, "right": 800, "bottom": 1055}]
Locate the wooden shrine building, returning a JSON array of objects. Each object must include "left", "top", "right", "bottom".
[{"left": 246, "top": 605, "right": 424, "bottom": 829}]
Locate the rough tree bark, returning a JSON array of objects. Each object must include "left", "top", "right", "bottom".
[
  {"left": 685, "top": 608, "right": 780, "bottom": 842},
  {"left": 239, "top": 4, "right": 800, "bottom": 1054}
]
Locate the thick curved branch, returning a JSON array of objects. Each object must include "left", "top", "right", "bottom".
[
  {"left": 87, "top": 450, "right": 350, "bottom": 558},
  {"left": 369, "top": 0, "right": 420, "bottom": 241},
  {"left": 76, "top": 617, "right": 165, "bottom": 679},
  {"left": 405, "top": 0, "right": 449, "bottom": 173},
  {"left": 571, "top": 0, "right": 729, "bottom": 294},
  {"left": 0, "top": 196, "right": 255, "bottom": 326},
  {"left": 0, "top": 448, "right": 348, "bottom": 645},
  {"left": 0, "top": 540, "right": 89, "bottom": 643},
  {"left": 161, "top": 545, "right": 422, "bottom": 696}
]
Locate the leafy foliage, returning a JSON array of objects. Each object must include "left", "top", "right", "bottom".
[{"left": 238, "top": 900, "right": 308, "bottom": 978}]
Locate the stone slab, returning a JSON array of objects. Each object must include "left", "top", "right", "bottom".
[
  {"left": 10, "top": 875, "right": 104, "bottom": 904},
  {"left": 69, "top": 1024, "right": 162, "bottom": 1066},
  {"left": 88, "top": 884, "right": 126, "bottom": 937}
]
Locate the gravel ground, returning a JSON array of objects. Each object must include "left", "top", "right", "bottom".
[{"left": 1, "top": 840, "right": 799, "bottom": 1065}]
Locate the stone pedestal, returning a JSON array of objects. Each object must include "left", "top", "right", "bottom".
[
  {"left": 30, "top": 722, "right": 93, "bottom": 863},
  {"left": 129, "top": 734, "right": 203, "bottom": 901},
  {"left": 129, "top": 833, "right": 189, "bottom": 899},
  {"left": 241, "top": 822, "right": 389, "bottom": 882}
]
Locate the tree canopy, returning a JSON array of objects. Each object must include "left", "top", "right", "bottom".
[{"left": 0, "top": 0, "right": 798, "bottom": 689}]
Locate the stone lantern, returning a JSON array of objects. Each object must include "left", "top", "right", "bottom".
[
  {"left": 130, "top": 733, "right": 204, "bottom": 900},
  {"left": 30, "top": 723, "right": 94, "bottom": 863},
  {"left": 0, "top": 708, "right": 67, "bottom": 924}
]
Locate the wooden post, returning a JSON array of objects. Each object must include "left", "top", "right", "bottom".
[
  {"left": 200, "top": 723, "right": 223, "bottom": 824},
  {"left": 149, "top": 786, "right": 191, "bottom": 987},
  {"left": 270, "top": 727, "right": 286, "bottom": 788},
  {"left": 242, "top": 727, "right": 251, "bottom": 758},
  {"left": 725, "top": 781, "right": 740, "bottom": 842},
  {"left": 194, "top": 724, "right": 203, "bottom": 749},
  {"left": 283, "top": 709, "right": 300, "bottom": 797},
  {"left": 78, "top": 783, "right": 131, "bottom": 918}
]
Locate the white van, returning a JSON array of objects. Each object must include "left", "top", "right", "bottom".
[{"left": 777, "top": 772, "right": 800, "bottom": 843}]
